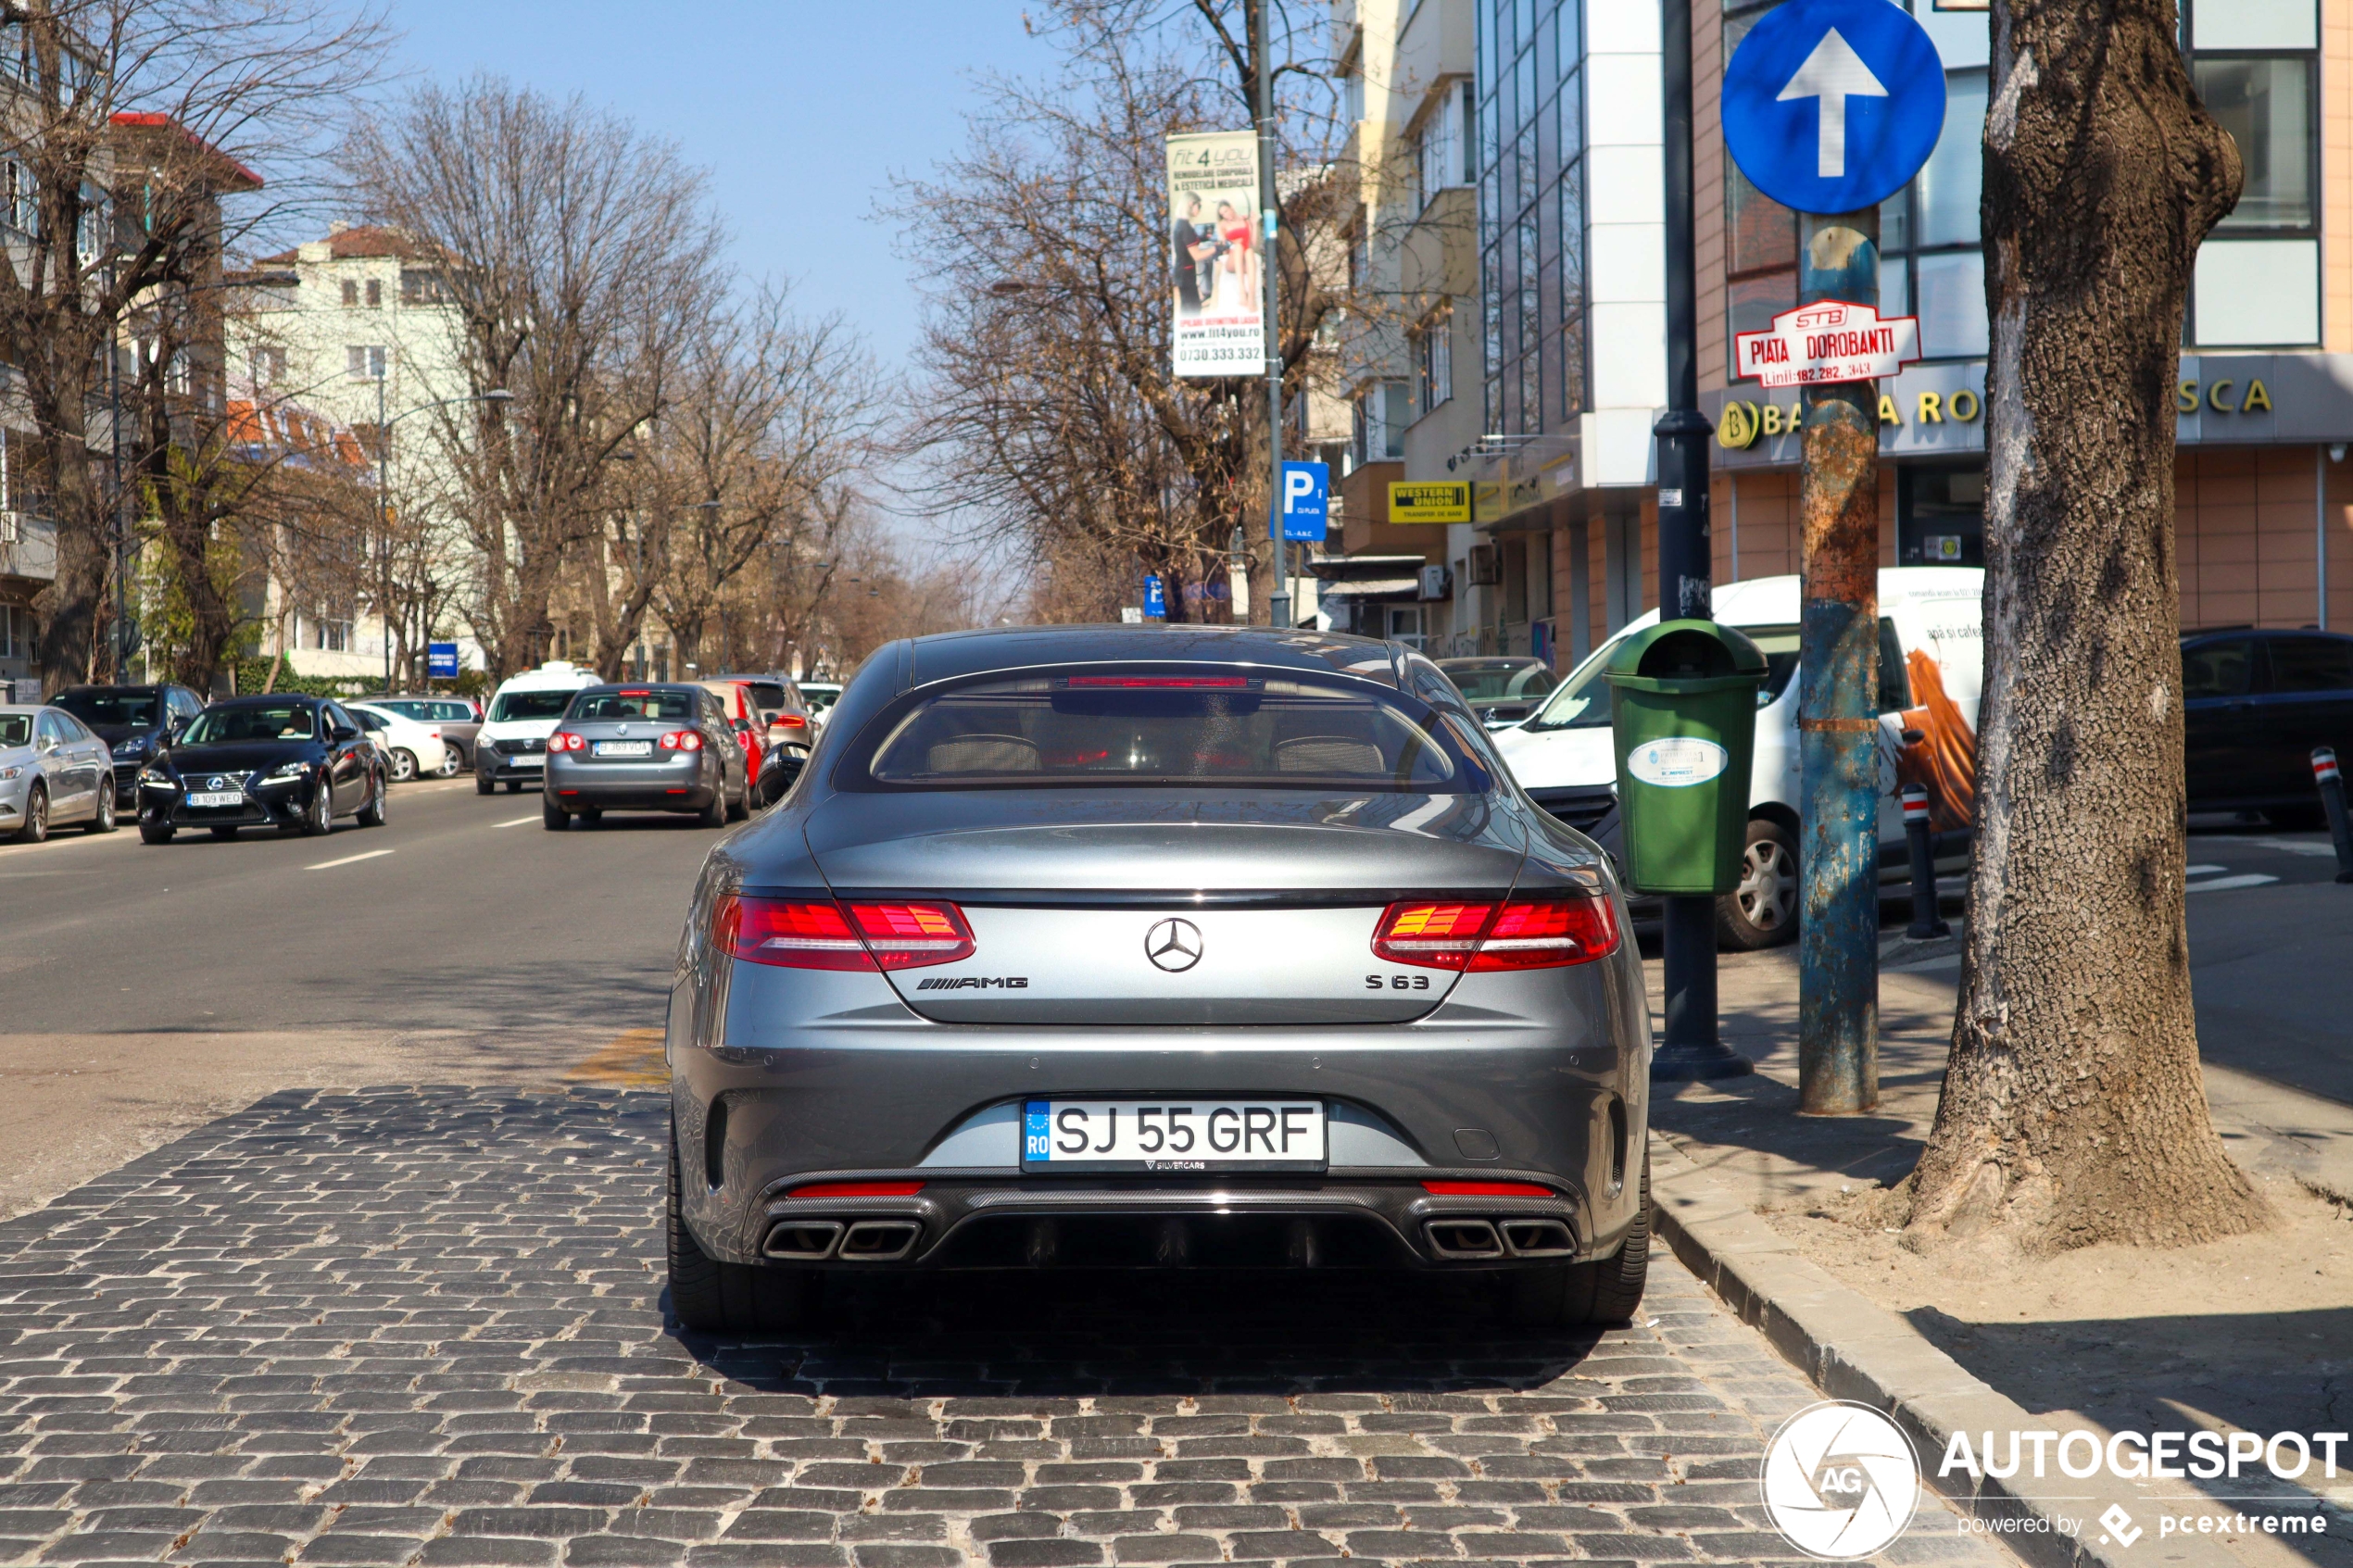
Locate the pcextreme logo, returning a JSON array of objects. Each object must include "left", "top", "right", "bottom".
[{"left": 1760, "top": 1401, "right": 1922, "bottom": 1560}]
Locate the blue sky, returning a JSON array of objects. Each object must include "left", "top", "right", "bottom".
[{"left": 382, "top": 0, "right": 1048, "bottom": 377}]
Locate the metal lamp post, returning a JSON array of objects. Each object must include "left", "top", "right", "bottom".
[{"left": 376, "top": 380, "right": 513, "bottom": 695}]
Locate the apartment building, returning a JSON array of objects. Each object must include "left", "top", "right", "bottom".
[
  {"left": 233, "top": 223, "right": 472, "bottom": 679},
  {"left": 1377, "top": 0, "right": 2353, "bottom": 675}
]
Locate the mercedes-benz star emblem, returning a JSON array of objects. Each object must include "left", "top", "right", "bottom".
[{"left": 1144, "top": 918, "right": 1203, "bottom": 972}]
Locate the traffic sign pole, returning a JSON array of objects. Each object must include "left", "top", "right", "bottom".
[
  {"left": 1794, "top": 204, "right": 1882, "bottom": 1116},
  {"left": 1720, "top": 0, "right": 1940, "bottom": 1118}
]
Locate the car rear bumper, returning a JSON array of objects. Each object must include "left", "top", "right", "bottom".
[
  {"left": 670, "top": 963, "right": 1650, "bottom": 1273},
  {"left": 547, "top": 756, "right": 711, "bottom": 810}
]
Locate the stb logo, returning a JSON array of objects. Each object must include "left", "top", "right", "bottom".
[{"left": 1760, "top": 1400, "right": 1919, "bottom": 1560}]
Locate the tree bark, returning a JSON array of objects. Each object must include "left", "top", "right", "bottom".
[{"left": 1908, "top": 0, "right": 2269, "bottom": 1250}]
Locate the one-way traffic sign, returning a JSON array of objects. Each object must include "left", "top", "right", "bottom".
[{"left": 1722, "top": 0, "right": 1945, "bottom": 214}]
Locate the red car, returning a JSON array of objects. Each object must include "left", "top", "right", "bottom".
[{"left": 698, "top": 680, "right": 773, "bottom": 784}]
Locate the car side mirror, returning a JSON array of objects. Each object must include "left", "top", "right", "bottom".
[
  {"left": 331, "top": 723, "right": 358, "bottom": 742},
  {"left": 751, "top": 746, "right": 807, "bottom": 809}
]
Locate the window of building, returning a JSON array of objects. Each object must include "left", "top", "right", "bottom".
[
  {"left": 346, "top": 345, "right": 386, "bottom": 380},
  {"left": 1353, "top": 381, "right": 1410, "bottom": 466},
  {"left": 1478, "top": 0, "right": 1586, "bottom": 438},
  {"left": 307, "top": 614, "right": 351, "bottom": 653},
  {"left": 0, "top": 601, "right": 28, "bottom": 660},
  {"left": 1416, "top": 80, "right": 1475, "bottom": 210},
  {"left": 5, "top": 162, "right": 35, "bottom": 237},
  {"left": 2184, "top": 0, "right": 2320, "bottom": 345},
  {"left": 251, "top": 346, "right": 286, "bottom": 384},
  {"left": 1415, "top": 307, "right": 1453, "bottom": 415},
  {"left": 400, "top": 269, "right": 447, "bottom": 306},
  {"left": 340, "top": 278, "right": 359, "bottom": 307},
  {"left": 364, "top": 277, "right": 383, "bottom": 307}
]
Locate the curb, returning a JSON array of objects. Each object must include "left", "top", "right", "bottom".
[{"left": 1647, "top": 1135, "right": 2240, "bottom": 1568}]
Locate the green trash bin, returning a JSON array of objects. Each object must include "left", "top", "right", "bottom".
[{"left": 1604, "top": 621, "right": 1768, "bottom": 896}]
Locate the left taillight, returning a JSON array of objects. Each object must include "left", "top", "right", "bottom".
[
  {"left": 1371, "top": 894, "right": 1618, "bottom": 972},
  {"left": 547, "top": 732, "right": 585, "bottom": 752},
  {"left": 714, "top": 896, "right": 975, "bottom": 971}
]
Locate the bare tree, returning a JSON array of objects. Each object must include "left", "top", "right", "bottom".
[
  {"left": 0, "top": 0, "right": 386, "bottom": 690},
  {"left": 641, "top": 289, "right": 879, "bottom": 677},
  {"left": 892, "top": 0, "right": 1352, "bottom": 621},
  {"left": 341, "top": 79, "right": 727, "bottom": 678},
  {"left": 1906, "top": 0, "right": 2270, "bottom": 1252}
]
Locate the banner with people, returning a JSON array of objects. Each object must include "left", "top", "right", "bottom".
[{"left": 1165, "top": 131, "right": 1263, "bottom": 379}]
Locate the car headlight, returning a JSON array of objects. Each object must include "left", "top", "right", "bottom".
[
  {"left": 113, "top": 736, "right": 146, "bottom": 758},
  {"left": 0, "top": 764, "right": 20, "bottom": 781},
  {"left": 138, "top": 765, "right": 175, "bottom": 787},
  {"left": 265, "top": 761, "right": 309, "bottom": 782}
]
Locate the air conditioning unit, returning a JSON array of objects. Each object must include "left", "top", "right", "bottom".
[
  {"left": 1466, "top": 544, "right": 1500, "bottom": 586},
  {"left": 1418, "top": 564, "right": 1452, "bottom": 601}
]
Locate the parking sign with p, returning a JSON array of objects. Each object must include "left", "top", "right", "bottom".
[{"left": 1277, "top": 460, "right": 1328, "bottom": 543}]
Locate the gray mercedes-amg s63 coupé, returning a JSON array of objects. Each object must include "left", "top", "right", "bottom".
[{"left": 663, "top": 625, "right": 1652, "bottom": 1333}]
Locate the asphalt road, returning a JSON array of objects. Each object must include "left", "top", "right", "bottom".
[
  {"left": 0, "top": 777, "right": 720, "bottom": 1220},
  {"left": 0, "top": 775, "right": 715, "bottom": 1036}
]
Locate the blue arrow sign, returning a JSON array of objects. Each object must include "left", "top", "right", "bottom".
[
  {"left": 1275, "top": 459, "right": 1329, "bottom": 543},
  {"left": 1721, "top": 0, "right": 1945, "bottom": 215}
]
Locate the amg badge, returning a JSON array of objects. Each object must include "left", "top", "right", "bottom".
[{"left": 914, "top": 975, "right": 1030, "bottom": 990}]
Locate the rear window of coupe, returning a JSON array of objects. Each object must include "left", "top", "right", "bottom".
[{"left": 858, "top": 671, "right": 1481, "bottom": 791}]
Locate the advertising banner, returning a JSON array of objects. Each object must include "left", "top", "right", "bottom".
[{"left": 1166, "top": 131, "right": 1264, "bottom": 380}]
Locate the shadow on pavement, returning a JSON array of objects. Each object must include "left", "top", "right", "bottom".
[{"left": 670, "top": 1268, "right": 1617, "bottom": 1398}]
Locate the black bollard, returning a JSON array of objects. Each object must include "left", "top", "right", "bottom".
[
  {"left": 2312, "top": 747, "right": 2353, "bottom": 884},
  {"left": 1902, "top": 784, "right": 1950, "bottom": 937}
]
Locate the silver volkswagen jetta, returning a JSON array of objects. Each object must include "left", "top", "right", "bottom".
[{"left": 665, "top": 626, "right": 1652, "bottom": 1334}]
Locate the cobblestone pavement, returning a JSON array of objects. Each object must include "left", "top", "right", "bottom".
[{"left": 0, "top": 1087, "right": 2014, "bottom": 1567}]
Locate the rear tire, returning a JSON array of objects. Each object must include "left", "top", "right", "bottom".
[
  {"left": 139, "top": 821, "right": 174, "bottom": 845},
  {"left": 666, "top": 1123, "right": 812, "bottom": 1335},
  {"left": 1506, "top": 1155, "right": 1650, "bottom": 1328},
  {"left": 1718, "top": 818, "right": 1799, "bottom": 950},
  {"left": 726, "top": 777, "right": 749, "bottom": 822},
  {"left": 357, "top": 773, "right": 387, "bottom": 827},
  {"left": 388, "top": 748, "right": 418, "bottom": 783},
  {"left": 698, "top": 786, "right": 727, "bottom": 829},
  {"left": 543, "top": 798, "right": 569, "bottom": 832},
  {"left": 85, "top": 786, "right": 116, "bottom": 834}
]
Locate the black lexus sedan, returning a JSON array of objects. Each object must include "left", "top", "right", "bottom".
[
  {"left": 135, "top": 695, "right": 387, "bottom": 844},
  {"left": 53, "top": 683, "right": 207, "bottom": 805}
]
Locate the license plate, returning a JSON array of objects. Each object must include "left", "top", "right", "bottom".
[
  {"left": 593, "top": 740, "right": 652, "bottom": 757},
  {"left": 1022, "top": 1100, "right": 1326, "bottom": 1172},
  {"left": 188, "top": 791, "right": 243, "bottom": 808}
]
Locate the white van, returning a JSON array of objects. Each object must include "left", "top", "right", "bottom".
[
  {"left": 1492, "top": 568, "right": 1986, "bottom": 948},
  {"left": 473, "top": 660, "right": 601, "bottom": 795}
]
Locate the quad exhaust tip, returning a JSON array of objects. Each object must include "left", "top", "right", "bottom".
[
  {"left": 837, "top": 1220, "right": 921, "bottom": 1261},
  {"left": 763, "top": 1220, "right": 842, "bottom": 1260},
  {"left": 1425, "top": 1216, "right": 1576, "bottom": 1261}
]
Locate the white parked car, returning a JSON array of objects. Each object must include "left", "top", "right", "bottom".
[
  {"left": 799, "top": 682, "right": 842, "bottom": 727},
  {"left": 474, "top": 661, "right": 601, "bottom": 794},
  {"left": 345, "top": 701, "right": 450, "bottom": 783},
  {"left": 1492, "top": 568, "right": 1986, "bottom": 949}
]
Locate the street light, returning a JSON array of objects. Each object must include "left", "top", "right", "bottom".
[{"left": 375, "top": 382, "right": 514, "bottom": 695}]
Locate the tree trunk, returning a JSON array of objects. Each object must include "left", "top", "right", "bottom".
[{"left": 1907, "top": 0, "right": 2268, "bottom": 1251}]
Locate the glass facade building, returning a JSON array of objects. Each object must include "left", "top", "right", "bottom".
[{"left": 1476, "top": 0, "right": 1586, "bottom": 438}]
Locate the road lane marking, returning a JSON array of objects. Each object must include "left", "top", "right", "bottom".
[
  {"left": 2237, "top": 837, "right": 2340, "bottom": 858},
  {"left": 566, "top": 1027, "right": 667, "bottom": 1088},
  {"left": 2185, "top": 872, "right": 2279, "bottom": 895},
  {"left": 2184, "top": 863, "right": 2225, "bottom": 875},
  {"left": 305, "top": 848, "right": 395, "bottom": 871},
  {"left": 493, "top": 815, "right": 538, "bottom": 828},
  {"left": 0, "top": 825, "right": 143, "bottom": 860}
]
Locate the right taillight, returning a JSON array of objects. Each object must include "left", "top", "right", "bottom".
[
  {"left": 1372, "top": 894, "right": 1618, "bottom": 972},
  {"left": 714, "top": 896, "right": 975, "bottom": 972}
]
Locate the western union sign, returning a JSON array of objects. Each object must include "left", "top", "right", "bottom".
[{"left": 1388, "top": 481, "right": 1470, "bottom": 523}]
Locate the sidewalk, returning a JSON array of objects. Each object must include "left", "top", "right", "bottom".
[{"left": 1644, "top": 930, "right": 2353, "bottom": 1568}]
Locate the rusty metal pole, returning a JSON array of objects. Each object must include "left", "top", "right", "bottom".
[{"left": 1795, "top": 207, "right": 1881, "bottom": 1115}]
